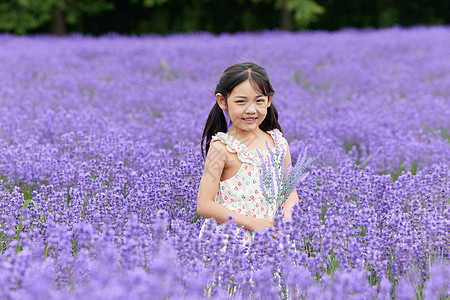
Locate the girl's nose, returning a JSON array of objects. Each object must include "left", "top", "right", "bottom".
[{"left": 245, "top": 103, "right": 257, "bottom": 113}]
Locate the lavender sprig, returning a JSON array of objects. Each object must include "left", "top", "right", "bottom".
[{"left": 257, "top": 134, "right": 316, "bottom": 216}]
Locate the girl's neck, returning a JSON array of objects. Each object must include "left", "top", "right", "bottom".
[{"left": 227, "top": 127, "right": 264, "bottom": 140}]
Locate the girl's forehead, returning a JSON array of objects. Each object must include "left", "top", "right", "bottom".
[{"left": 231, "top": 79, "right": 265, "bottom": 95}]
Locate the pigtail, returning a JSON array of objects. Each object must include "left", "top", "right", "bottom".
[
  {"left": 196, "top": 102, "right": 228, "bottom": 160},
  {"left": 259, "top": 103, "right": 283, "bottom": 133}
]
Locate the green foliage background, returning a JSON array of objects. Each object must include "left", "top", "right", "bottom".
[
  {"left": 0, "top": 0, "right": 113, "bottom": 34},
  {"left": 0, "top": 0, "right": 448, "bottom": 35}
]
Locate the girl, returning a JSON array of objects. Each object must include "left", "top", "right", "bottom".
[{"left": 196, "top": 62, "right": 299, "bottom": 243}]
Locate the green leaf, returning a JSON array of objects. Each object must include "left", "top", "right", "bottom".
[
  {"left": 142, "top": 0, "right": 169, "bottom": 7},
  {"left": 0, "top": 0, "right": 114, "bottom": 34}
]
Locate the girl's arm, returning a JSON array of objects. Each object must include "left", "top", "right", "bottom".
[
  {"left": 197, "top": 141, "right": 273, "bottom": 232},
  {"left": 280, "top": 142, "right": 300, "bottom": 220}
]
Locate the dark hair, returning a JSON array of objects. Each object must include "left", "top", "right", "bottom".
[{"left": 194, "top": 62, "right": 282, "bottom": 160}]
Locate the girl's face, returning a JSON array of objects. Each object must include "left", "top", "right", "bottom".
[{"left": 216, "top": 79, "right": 272, "bottom": 134}]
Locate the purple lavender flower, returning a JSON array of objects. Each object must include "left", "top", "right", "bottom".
[
  {"left": 257, "top": 137, "right": 316, "bottom": 215},
  {"left": 0, "top": 26, "right": 448, "bottom": 298}
]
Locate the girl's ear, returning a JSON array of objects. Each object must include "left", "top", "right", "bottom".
[
  {"left": 267, "top": 95, "right": 273, "bottom": 107},
  {"left": 216, "top": 93, "right": 227, "bottom": 110}
]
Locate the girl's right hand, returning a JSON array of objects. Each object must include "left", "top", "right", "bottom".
[{"left": 250, "top": 218, "right": 274, "bottom": 233}]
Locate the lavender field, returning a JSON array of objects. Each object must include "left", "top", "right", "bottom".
[{"left": 0, "top": 26, "right": 449, "bottom": 299}]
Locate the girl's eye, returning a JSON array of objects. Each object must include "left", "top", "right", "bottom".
[{"left": 236, "top": 99, "right": 265, "bottom": 103}]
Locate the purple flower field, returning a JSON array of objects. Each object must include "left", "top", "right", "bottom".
[{"left": 0, "top": 26, "right": 449, "bottom": 299}]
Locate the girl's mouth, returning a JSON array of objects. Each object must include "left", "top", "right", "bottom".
[{"left": 243, "top": 117, "right": 257, "bottom": 124}]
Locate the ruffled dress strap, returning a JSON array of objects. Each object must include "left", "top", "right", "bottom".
[
  {"left": 268, "top": 128, "right": 288, "bottom": 151},
  {"left": 211, "top": 132, "right": 247, "bottom": 154}
]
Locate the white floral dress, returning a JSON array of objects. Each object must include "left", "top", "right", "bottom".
[{"left": 199, "top": 128, "right": 288, "bottom": 244}]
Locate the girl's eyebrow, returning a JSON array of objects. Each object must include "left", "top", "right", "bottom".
[{"left": 234, "top": 94, "right": 265, "bottom": 99}]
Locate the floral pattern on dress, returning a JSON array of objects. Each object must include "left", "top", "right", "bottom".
[{"left": 199, "top": 129, "right": 288, "bottom": 244}]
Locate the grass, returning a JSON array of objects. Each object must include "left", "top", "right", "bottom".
[{"left": 389, "top": 162, "right": 418, "bottom": 181}]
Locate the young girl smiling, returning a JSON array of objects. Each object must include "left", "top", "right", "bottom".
[{"left": 197, "top": 62, "right": 299, "bottom": 243}]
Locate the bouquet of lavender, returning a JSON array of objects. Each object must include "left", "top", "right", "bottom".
[{"left": 256, "top": 135, "right": 315, "bottom": 216}]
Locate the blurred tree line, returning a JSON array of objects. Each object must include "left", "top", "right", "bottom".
[{"left": 0, "top": 0, "right": 448, "bottom": 35}]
